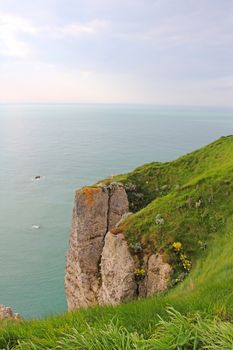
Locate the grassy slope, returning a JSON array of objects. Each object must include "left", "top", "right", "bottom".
[
  {"left": 1, "top": 136, "right": 233, "bottom": 349},
  {"left": 114, "top": 135, "right": 233, "bottom": 207},
  {"left": 113, "top": 136, "right": 233, "bottom": 279}
]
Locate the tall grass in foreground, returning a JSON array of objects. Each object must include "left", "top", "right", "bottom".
[
  {"left": 1, "top": 231, "right": 233, "bottom": 350},
  {"left": 13, "top": 308, "right": 233, "bottom": 350}
]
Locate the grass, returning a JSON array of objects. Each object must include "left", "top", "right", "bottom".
[
  {"left": 113, "top": 136, "right": 233, "bottom": 282},
  {"left": 1, "top": 136, "right": 233, "bottom": 349},
  {"left": 14, "top": 309, "right": 233, "bottom": 350}
]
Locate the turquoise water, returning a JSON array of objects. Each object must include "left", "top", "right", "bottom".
[{"left": 0, "top": 104, "right": 232, "bottom": 319}]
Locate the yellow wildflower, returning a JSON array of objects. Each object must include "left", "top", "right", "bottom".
[{"left": 172, "top": 242, "right": 182, "bottom": 251}]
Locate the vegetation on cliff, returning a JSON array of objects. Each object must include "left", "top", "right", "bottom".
[
  {"left": 113, "top": 136, "right": 233, "bottom": 286},
  {"left": 0, "top": 136, "right": 233, "bottom": 349}
]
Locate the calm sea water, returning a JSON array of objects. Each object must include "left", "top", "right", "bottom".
[{"left": 0, "top": 104, "right": 232, "bottom": 318}]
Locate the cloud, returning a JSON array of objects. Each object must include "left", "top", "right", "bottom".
[
  {"left": 0, "top": 13, "right": 37, "bottom": 57},
  {"left": 48, "top": 20, "right": 108, "bottom": 38},
  {"left": 113, "top": 8, "right": 233, "bottom": 50},
  {"left": 0, "top": 12, "right": 108, "bottom": 58},
  {"left": 0, "top": 1, "right": 232, "bottom": 106}
]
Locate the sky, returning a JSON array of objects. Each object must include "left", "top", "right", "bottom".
[{"left": 0, "top": 0, "right": 233, "bottom": 105}]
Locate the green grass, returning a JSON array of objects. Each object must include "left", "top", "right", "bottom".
[
  {"left": 111, "top": 135, "right": 233, "bottom": 207},
  {"left": 14, "top": 309, "right": 233, "bottom": 350},
  {"left": 1, "top": 136, "right": 233, "bottom": 349},
  {"left": 113, "top": 136, "right": 233, "bottom": 280}
]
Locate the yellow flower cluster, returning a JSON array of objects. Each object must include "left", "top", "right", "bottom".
[
  {"left": 134, "top": 268, "right": 145, "bottom": 277},
  {"left": 134, "top": 268, "right": 146, "bottom": 282},
  {"left": 171, "top": 241, "right": 192, "bottom": 277},
  {"left": 172, "top": 241, "right": 182, "bottom": 251},
  {"left": 180, "top": 253, "right": 192, "bottom": 271}
]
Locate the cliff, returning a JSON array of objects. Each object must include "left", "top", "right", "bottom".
[
  {"left": 65, "top": 183, "right": 171, "bottom": 310},
  {"left": 65, "top": 136, "right": 233, "bottom": 311}
]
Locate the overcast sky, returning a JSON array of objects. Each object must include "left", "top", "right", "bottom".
[{"left": 0, "top": 0, "right": 233, "bottom": 105}]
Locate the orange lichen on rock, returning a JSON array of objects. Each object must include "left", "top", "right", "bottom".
[
  {"left": 111, "top": 224, "right": 126, "bottom": 235},
  {"left": 81, "top": 187, "right": 101, "bottom": 206}
]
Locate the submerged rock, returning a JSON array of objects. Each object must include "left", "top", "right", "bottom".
[{"left": 32, "top": 175, "right": 45, "bottom": 181}]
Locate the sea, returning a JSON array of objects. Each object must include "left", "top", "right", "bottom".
[{"left": 0, "top": 103, "right": 232, "bottom": 319}]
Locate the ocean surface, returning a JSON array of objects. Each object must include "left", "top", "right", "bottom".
[{"left": 0, "top": 104, "right": 232, "bottom": 319}]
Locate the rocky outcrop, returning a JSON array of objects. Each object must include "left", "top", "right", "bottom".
[
  {"left": 0, "top": 305, "right": 20, "bottom": 321},
  {"left": 65, "top": 186, "right": 108, "bottom": 310},
  {"left": 65, "top": 182, "right": 172, "bottom": 311},
  {"left": 65, "top": 183, "right": 129, "bottom": 310}
]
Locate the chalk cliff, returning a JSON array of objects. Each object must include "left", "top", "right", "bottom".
[{"left": 65, "top": 182, "right": 172, "bottom": 311}]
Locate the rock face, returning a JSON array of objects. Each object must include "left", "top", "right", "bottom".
[
  {"left": 65, "top": 183, "right": 129, "bottom": 310},
  {"left": 99, "top": 232, "right": 137, "bottom": 305},
  {"left": 0, "top": 305, "right": 20, "bottom": 320},
  {"left": 65, "top": 182, "right": 172, "bottom": 311},
  {"left": 146, "top": 253, "right": 172, "bottom": 296}
]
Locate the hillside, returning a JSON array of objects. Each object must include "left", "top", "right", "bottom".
[
  {"left": 106, "top": 135, "right": 233, "bottom": 289},
  {"left": 1, "top": 136, "right": 233, "bottom": 349}
]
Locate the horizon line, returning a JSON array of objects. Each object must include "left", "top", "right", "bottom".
[{"left": 0, "top": 102, "right": 233, "bottom": 109}]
